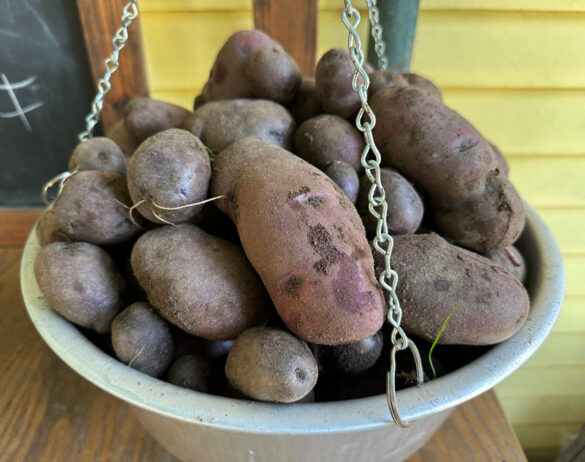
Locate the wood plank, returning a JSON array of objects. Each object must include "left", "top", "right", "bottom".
[
  {"left": 77, "top": 0, "right": 149, "bottom": 133},
  {"left": 0, "top": 210, "right": 42, "bottom": 247},
  {"left": 253, "top": 0, "right": 317, "bottom": 76}
]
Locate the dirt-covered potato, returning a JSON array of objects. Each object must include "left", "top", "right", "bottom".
[
  {"left": 314, "top": 330, "right": 383, "bottom": 376},
  {"left": 377, "top": 233, "right": 530, "bottom": 345},
  {"left": 125, "top": 98, "right": 191, "bottom": 140},
  {"left": 34, "top": 241, "right": 126, "bottom": 333},
  {"left": 108, "top": 120, "right": 140, "bottom": 158},
  {"left": 52, "top": 170, "right": 141, "bottom": 245},
  {"left": 489, "top": 142, "right": 510, "bottom": 177},
  {"left": 357, "top": 168, "right": 424, "bottom": 235},
  {"left": 323, "top": 161, "right": 359, "bottom": 203},
  {"left": 212, "top": 137, "right": 385, "bottom": 345},
  {"left": 131, "top": 224, "right": 271, "bottom": 340},
  {"left": 111, "top": 302, "right": 174, "bottom": 377},
  {"left": 225, "top": 327, "right": 318, "bottom": 403},
  {"left": 128, "top": 129, "right": 211, "bottom": 225},
  {"left": 183, "top": 99, "right": 295, "bottom": 152},
  {"left": 294, "top": 114, "right": 364, "bottom": 172},
  {"left": 196, "top": 30, "right": 283, "bottom": 105},
  {"left": 246, "top": 46, "right": 302, "bottom": 104},
  {"left": 287, "top": 78, "right": 322, "bottom": 125},
  {"left": 402, "top": 73, "right": 442, "bottom": 101},
  {"left": 485, "top": 245, "right": 526, "bottom": 284},
  {"left": 167, "top": 354, "right": 222, "bottom": 393},
  {"left": 36, "top": 208, "right": 67, "bottom": 246},
  {"left": 368, "top": 70, "right": 442, "bottom": 102},
  {"left": 68, "top": 137, "right": 127, "bottom": 174},
  {"left": 315, "top": 48, "right": 360, "bottom": 119}
]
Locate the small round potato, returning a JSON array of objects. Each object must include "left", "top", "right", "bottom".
[
  {"left": 128, "top": 129, "right": 211, "bottom": 224},
  {"left": 225, "top": 327, "right": 318, "bottom": 403},
  {"left": 314, "top": 330, "right": 383, "bottom": 375},
  {"left": 68, "top": 137, "right": 127, "bottom": 174},
  {"left": 287, "top": 78, "right": 322, "bottom": 125},
  {"left": 36, "top": 208, "right": 67, "bottom": 246},
  {"left": 323, "top": 161, "right": 360, "bottom": 203},
  {"left": 52, "top": 170, "right": 141, "bottom": 245},
  {"left": 294, "top": 114, "right": 364, "bottom": 172},
  {"left": 108, "top": 119, "right": 140, "bottom": 158},
  {"left": 485, "top": 245, "right": 526, "bottom": 284},
  {"left": 183, "top": 99, "right": 295, "bottom": 152},
  {"left": 131, "top": 224, "right": 271, "bottom": 340},
  {"left": 34, "top": 241, "right": 127, "bottom": 333},
  {"left": 368, "top": 70, "right": 407, "bottom": 98},
  {"left": 125, "top": 98, "right": 192, "bottom": 140},
  {"left": 112, "top": 302, "right": 174, "bottom": 377},
  {"left": 315, "top": 48, "right": 360, "bottom": 119},
  {"left": 402, "top": 73, "right": 443, "bottom": 102},
  {"left": 246, "top": 47, "right": 302, "bottom": 104},
  {"left": 167, "top": 354, "right": 222, "bottom": 393},
  {"left": 357, "top": 168, "right": 424, "bottom": 236}
]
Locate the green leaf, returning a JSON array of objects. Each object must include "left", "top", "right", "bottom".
[{"left": 428, "top": 303, "right": 460, "bottom": 378}]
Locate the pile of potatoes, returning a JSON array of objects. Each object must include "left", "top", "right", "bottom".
[{"left": 34, "top": 30, "right": 530, "bottom": 404}]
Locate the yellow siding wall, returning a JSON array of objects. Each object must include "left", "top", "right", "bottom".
[{"left": 138, "top": 1, "right": 585, "bottom": 459}]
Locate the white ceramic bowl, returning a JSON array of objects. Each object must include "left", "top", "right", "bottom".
[{"left": 21, "top": 203, "right": 564, "bottom": 462}]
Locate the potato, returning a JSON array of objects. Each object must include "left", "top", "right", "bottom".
[
  {"left": 402, "top": 73, "right": 442, "bottom": 101},
  {"left": 323, "top": 161, "right": 359, "bottom": 203},
  {"left": 131, "top": 224, "right": 271, "bottom": 340},
  {"left": 108, "top": 120, "right": 140, "bottom": 158},
  {"left": 167, "top": 354, "right": 222, "bottom": 393},
  {"left": 128, "top": 129, "right": 211, "bottom": 225},
  {"left": 183, "top": 99, "right": 295, "bottom": 152},
  {"left": 294, "top": 114, "right": 364, "bottom": 172},
  {"left": 34, "top": 241, "right": 126, "bottom": 333},
  {"left": 315, "top": 48, "right": 360, "bottom": 119},
  {"left": 125, "top": 98, "right": 191, "bottom": 140},
  {"left": 190, "top": 202, "right": 240, "bottom": 243},
  {"left": 485, "top": 245, "right": 526, "bottom": 284},
  {"left": 196, "top": 30, "right": 283, "bottom": 105},
  {"left": 368, "top": 70, "right": 442, "bottom": 102},
  {"left": 287, "top": 78, "right": 322, "bottom": 125},
  {"left": 489, "top": 142, "right": 510, "bottom": 177},
  {"left": 225, "top": 327, "right": 318, "bottom": 403},
  {"left": 68, "top": 137, "right": 127, "bottom": 174},
  {"left": 313, "top": 330, "right": 383, "bottom": 375},
  {"left": 111, "top": 302, "right": 174, "bottom": 377},
  {"left": 36, "top": 208, "right": 67, "bottom": 246},
  {"left": 246, "top": 46, "right": 302, "bottom": 103},
  {"left": 52, "top": 170, "right": 141, "bottom": 245},
  {"left": 211, "top": 137, "right": 385, "bottom": 345},
  {"left": 375, "top": 233, "right": 530, "bottom": 345},
  {"left": 356, "top": 168, "right": 424, "bottom": 235},
  {"left": 370, "top": 85, "right": 525, "bottom": 252}
]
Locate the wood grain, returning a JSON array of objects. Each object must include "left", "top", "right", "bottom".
[
  {"left": 0, "top": 209, "right": 42, "bottom": 247},
  {"left": 2, "top": 247, "right": 526, "bottom": 461},
  {"left": 253, "top": 0, "right": 318, "bottom": 76},
  {"left": 77, "top": 0, "right": 149, "bottom": 133}
]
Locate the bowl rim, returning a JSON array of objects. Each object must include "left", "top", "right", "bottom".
[{"left": 20, "top": 203, "right": 565, "bottom": 434}]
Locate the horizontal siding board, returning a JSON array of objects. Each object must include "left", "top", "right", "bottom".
[
  {"left": 140, "top": 11, "right": 585, "bottom": 90},
  {"left": 524, "top": 332, "right": 585, "bottom": 366},
  {"left": 537, "top": 209, "right": 585, "bottom": 254},
  {"left": 499, "top": 395, "right": 585, "bottom": 425},
  {"left": 564, "top": 256, "right": 585, "bottom": 297},
  {"left": 512, "top": 422, "right": 582, "bottom": 451},
  {"left": 496, "top": 367, "right": 585, "bottom": 397},
  {"left": 553, "top": 297, "right": 585, "bottom": 333}
]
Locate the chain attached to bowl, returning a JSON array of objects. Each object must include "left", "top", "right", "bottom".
[{"left": 341, "top": 0, "right": 424, "bottom": 428}]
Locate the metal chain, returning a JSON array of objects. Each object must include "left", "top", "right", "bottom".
[
  {"left": 342, "top": 1, "right": 423, "bottom": 428},
  {"left": 365, "top": 0, "right": 388, "bottom": 70},
  {"left": 78, "top": 0, "right": 139, "bottom": 142}
]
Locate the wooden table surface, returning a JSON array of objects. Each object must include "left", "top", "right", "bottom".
[{"left": 0, "top": 244, "right": 528, "bottom": 462}]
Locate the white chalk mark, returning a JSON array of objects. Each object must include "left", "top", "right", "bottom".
[
  {"left": 26, "top": 1, "right": 59, "bottom": 46},
  {"left": 248, "top": 449, "right": 255, "bottom": 462},
  {"left": 0, "top": 76, "right": 37, "bottom": 90},
  {"left": 0, "top": 101, "right": 44, "bottom": 117},
  {"left": 0, "top": 73, "right": 33, "bottom": 131},
  {"left": 0, "top": 28, "right": 21, "bottom": 39}
]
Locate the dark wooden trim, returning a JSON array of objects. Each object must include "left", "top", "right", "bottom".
[
  {"left": 253, "top": 0, "right": 318, "bottom": 77},
  {"left": 76, "top": 0, "right": 149, "bottom": 133},
  {"left": 0, "top": 209, "right": 42, "bottom": 247}
]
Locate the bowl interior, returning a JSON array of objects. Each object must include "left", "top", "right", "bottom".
[{"left": 20, "top": 203, "right": 564, "bottom": 433}]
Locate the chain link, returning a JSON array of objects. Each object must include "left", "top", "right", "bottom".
[
  {"left": 78, "top": 0, "right": 139, "bottom": 142},
  {"left": 366, "top": 0, "right": 388, "bottom": 70},
  {"left": 342, "top": 1, "right": 423, "bottom": 428}
]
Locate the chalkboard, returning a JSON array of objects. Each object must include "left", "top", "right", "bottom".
[{"left": 0, "top": 0, "right": 95, "bottom": 206}]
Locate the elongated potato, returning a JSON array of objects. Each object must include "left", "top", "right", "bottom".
[
  {"left": 128, "top": 129, "right": 211, "bottom": 224},
  {"left": 34, "top": 241, "right": 126, "bottom": 333},
  {"left": 52, "top": 170, "right": 140, "bottom": 245},
  {"left": 375, "top": 233, "right": 530, "bottom": 345},
  {"left": 183, "top": 99, "right": 295, "bottom": 152},
  {"left": 125, "top": 98, "right": 191, "bottom": 140},
  {"left": 211, "top": 137, "right": 385, "bottom": 345},
  {"left": 131, "top": 224, "right": 271, "bottom": 340}
]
